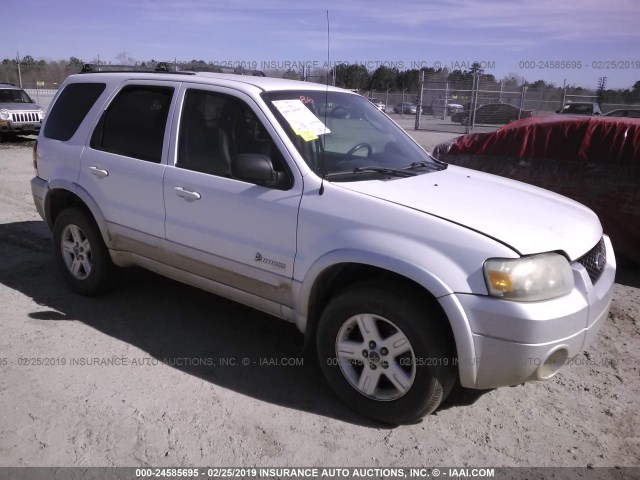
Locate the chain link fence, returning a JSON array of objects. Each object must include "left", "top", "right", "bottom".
[
  {"left": 372, "top": 74, "right": 640, "bottom": 134},
  {"left": 4, "top": 61, "right": 639, "bottom": 130}
]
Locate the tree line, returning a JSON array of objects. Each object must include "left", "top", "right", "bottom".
[{"left": 2, "top": 56, "right": 639, "bottom": 106}]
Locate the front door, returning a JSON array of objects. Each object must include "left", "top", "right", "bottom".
[{"left": 163, "top": 86, "right": 302, "bottom": 306}]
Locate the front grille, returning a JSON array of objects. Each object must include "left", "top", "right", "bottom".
[
  {"left": 11, "top": 111, "right": 40, "bottom": 123},
  {"left": 576, "top": 238, "right": 606, "bottom": 284}
]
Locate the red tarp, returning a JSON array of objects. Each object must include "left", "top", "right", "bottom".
[{"left": 435, "top": 115, "right": 640, "bottom": 263}]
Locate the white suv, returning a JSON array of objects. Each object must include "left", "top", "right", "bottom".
[
  {"left": 0, "top": 83, "right": 45, "bottom": 137},
  {"left": 31, "top": 69, "right": 615, "bottom": 424}
]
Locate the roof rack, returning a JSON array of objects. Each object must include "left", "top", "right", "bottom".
[
  {"left": 177, "top": 63, "right": 266, "bottom": 77},
  {"left": 79, "top": 62, "right": 265, "bottom": 77},
  {"left": 80, "top": 62, "right": 194, "bottom": 74}
]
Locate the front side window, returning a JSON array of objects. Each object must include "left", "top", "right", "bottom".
[
  {"left": 178, "top": 89, "right": 290, "bottom": 184},
  {"left": 91, "top": 85, "right": 173, "bottom": 163},
  {"left": 263, "top": 90, "right": 444, "bottom": 181}
]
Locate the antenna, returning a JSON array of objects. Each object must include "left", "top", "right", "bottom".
[{"left": 319, "top": 10, "right": 330, "bottom": 196}]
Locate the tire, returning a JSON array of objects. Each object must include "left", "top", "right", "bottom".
[
  {"left": 316, "top": 284, "right": 456, "bottom": 424},
  {"left": 52, "top": 207, "right": 116, "bottom": 296}
]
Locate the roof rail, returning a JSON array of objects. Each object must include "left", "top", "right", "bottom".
[
  {"left": 79, "top": 62, "right": 194, "bottom": 75},
  {"left": 79, "top": 62, "right": 266, "bottom": 77},
  {"left": 176, "top": 62, "right": 266, "bottom": 77}
]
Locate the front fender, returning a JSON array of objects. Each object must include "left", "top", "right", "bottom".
[
  {"left": 293, "top": 247, "right": 482, "bottom": 388},
  {"left": 294, "top": 247, "right": 454, "bottom": 334}
]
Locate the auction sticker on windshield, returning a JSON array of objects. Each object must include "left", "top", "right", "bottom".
[{"left": 272, "top": 99, "right": 330, "bottom": 141}]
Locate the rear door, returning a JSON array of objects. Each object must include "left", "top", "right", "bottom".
[{"left": 79, "top": 81, "right": 180, "bottom": 250}]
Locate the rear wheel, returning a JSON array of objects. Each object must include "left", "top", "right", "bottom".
[
  {"left": 316, "top": 284, "right": 456, "bottom": 424},
  {"left": 53, "top": 207, "right": 116, "bottom": 296}
]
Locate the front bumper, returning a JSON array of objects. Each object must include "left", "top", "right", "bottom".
[
  {"left": 444, "top": 235, "right": 616, "bottom": 389},
  {"left": 0, "top": 120, "right": 41, "bottom": 134}
]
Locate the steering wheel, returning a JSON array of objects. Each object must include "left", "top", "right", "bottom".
[
  {"left": 330, "top": 106, "right": 351, "bottom": 119},
  {"left": 344, "top": 143, "right": 372, "bottom": 160}
]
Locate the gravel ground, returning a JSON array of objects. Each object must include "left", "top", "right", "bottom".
[{"left": 0, "top": 134, "right": 639, "bottom": 468}]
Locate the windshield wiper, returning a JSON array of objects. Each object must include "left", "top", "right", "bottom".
[
  {"left": 324, "top": 166, "right": 417, "bottom": 179},
  {"left": 402, "top": 160, "right": 448, "bottom": 171}
]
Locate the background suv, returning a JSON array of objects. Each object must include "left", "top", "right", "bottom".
[
  {"left": 393, "top": 102, "right": 417, "bottom": 114},
  {"left": 0, "top": 83, "right": 45, "bottom": 137},
  {"left": 556, "top": 102, "right": 602, "bottom": 115},
  {"left": 367, "top": 98, "right": 386, "bottom": 112}
]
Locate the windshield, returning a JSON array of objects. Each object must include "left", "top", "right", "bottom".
[
  {"left": 0, "top": 88, "right": 34, "bottom": 104},
  {"left": 262, "top": 90, "right": 442, "bottom": 180}
]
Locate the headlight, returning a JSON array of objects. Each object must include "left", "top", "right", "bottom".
[
  {"left": 484, "top": 253, "right": 574, "bottom": 302},
  {"left": 0, "top": 109, "right": 10, "bottom": 120},
  {"left": 38, "top": 109, "right": 45, "bottom": 120}
]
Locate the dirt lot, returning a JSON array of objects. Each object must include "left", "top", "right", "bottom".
[{"left": 0, "top": 135, "right": 639, "bottom": 468}]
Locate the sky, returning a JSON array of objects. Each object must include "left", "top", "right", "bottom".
[{"left": 3, "top": 0, "right": 640, "bottom": 89}]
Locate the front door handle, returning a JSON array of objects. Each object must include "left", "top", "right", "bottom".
[
  {"left": 89, "top": 166, "right": 109, "bottom": 178},
  {"left": 174, "top": 186, "right": 201, "bottom": 201}
]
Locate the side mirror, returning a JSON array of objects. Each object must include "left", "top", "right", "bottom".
[{"left": 231, "top": 154, "right": 288, "bottom": 189}]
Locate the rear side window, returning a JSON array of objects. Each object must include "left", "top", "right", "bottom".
[
  {"left": 90, "top": 85, "right": 174, "bottom": 163},
  {"left": 44, "top": 83, "right": 106, "bottom": 141}
]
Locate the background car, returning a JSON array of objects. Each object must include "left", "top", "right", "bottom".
[
  {"left": 429, "top": 99, "right": 464, "bottom": 117},
  {"left": 0, "top": 83, "right": 45, "bottom": 138},
  {"left": 603, "top": 108, "right": 640, "bottom": 118},
  {"left": 368, "top": 98, "right": 386, "bottom": 112},
  {"left": 393, "top": 102, "right": 417, "bottom": 114},
  {"left": 556, "top": 102, "right": 602, "bottom": 115},
  {"left": 451, "top": 103, "right": 532, "bottom": 125},
  {"left": 433, "top": 115, "right": 640, "bottom": 263}
]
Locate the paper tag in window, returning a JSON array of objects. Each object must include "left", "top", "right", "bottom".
[{"left": 272, "top": 99, "right": 330, "bottom": 141}]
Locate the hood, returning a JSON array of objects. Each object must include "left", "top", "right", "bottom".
[
  {"left": 0, "top": 102, "right": 42, "bottom": 111},
  {"left": 337, "top": 165, "right": 602, "bottom": 260}
]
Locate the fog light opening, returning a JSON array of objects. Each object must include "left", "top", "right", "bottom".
[{"left": 537, "top": 348, "right": 569, "bottom": 380}]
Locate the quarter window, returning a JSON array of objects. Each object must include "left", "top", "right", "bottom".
[{"left": 44, "top": 83, "right": 106, "bottom": 141}]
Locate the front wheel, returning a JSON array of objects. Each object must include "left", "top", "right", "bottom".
[
  {"left": 316, "top": 284, "right": 456, "bottom": 424},
  {"left": 53, "top": 207, "right": 116, "bottom": 296}
]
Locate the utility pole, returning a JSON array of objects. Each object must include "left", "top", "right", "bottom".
[
  {"left": 518, "top": 84, "right": 527, "bottom": 119},
  {"left": 415, "top": 70, "right": 424, "bottom": 130},
  {"left": 16, "top": 51, "right": 23, "bottom": 88},
  {"left": 443, "top": 82, "right": 449, "bottom": 120},
  {"left": 466, "top": 65, "right": 483, "bottom": 133},
  {"left": 597, "top": 76, "right": 607, "bottom": 107}
]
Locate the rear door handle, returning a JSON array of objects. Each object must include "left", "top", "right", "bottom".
[
  {"left": 89, "top": 166, "right": 109, "bottom": 178},
  {"left": 174, "top": 186, "right": 201, "bottom": 201}
]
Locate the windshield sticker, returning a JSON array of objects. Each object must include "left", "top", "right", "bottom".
[{"left": 272, "top": 99, "right": 330, "bottom": 142}]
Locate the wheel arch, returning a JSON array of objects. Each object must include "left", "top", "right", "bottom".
[
  {"left": 297, "top": 252, "right": 459, "bottom": 359},
  {"left": 44, "top": 182, "right": 112, "bottom": 248}
]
